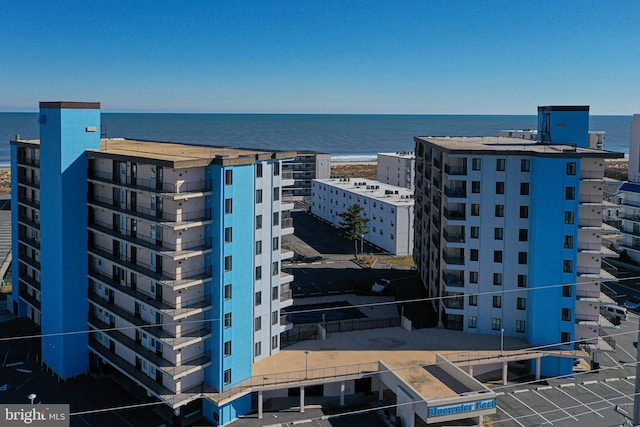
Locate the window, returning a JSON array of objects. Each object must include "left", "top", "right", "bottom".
[
  {"left": 468, "top": 294, "right": 477, "bottom": 306},
  {"left": 492, "top": 318, "right": 502, "bottom": 331},
  {"left": 493, "top": 296, "right": 502, "bottom": 308},
  {"left": 272, "top": 286, "right": 278, "bottom": 301},
  {"left": 256, "top": 163, "right": 263, "bottom": 178},
  {"left": 496, "top": 158, "right": 505, "bottom": 171},
  {"left": 223, "top": 369, "right": 231, "bottom": 385},
  {"left": 520, "top": 182, "right": 529, "bottom": 195},
  {"left": 494, "top": 227, "right": 503, "bottom": 240},
  {"left": 564, "top": 211, "right": 574, "bottom": 224},
  {"left": 225, "top": 198, "right": 233, "bottom": 214},
  {"left": 271, "top": 335, "right": 278, "bottom": 350},
  {"left": 565, "top": 186, "right": 576, "bottom": 200},
  {"left": 271, "top": 311, "right": 278, "bottom": 325},
  {"left": 518, "top": 275, "right": 527, "bottom": 288},
  {"left": 561, "top": 308, "right": 571, "bottom": 321},
  {"left": 255, "top": 291, "right": 262, "bottom": 306},
  {"left": 225, "top": 170, "right": 233, "bottom": 185},
  {"left": 563, "top": 235, "right": 574, "bottom": 249},
  {"left": 561, "top": 332, "right": 571, "bottom": 344},
  {"left": 496, "top": 182, "right": 505, "bottom": 194},
  {"left": 224, "top": 312, "right": 232, "bottom": 328},
  {"left": 470, "top": 249, "right": 479, "bottom": 261},
  {"left": 471, "top": 226, "right": 479, "bottom": 238},
  {"left": 272, "top": 261, "right": 279, "bottom": 276},
  {"left": 562, "top": 285, "right": 572, "bottom": 297},
  {"left": 494, "top": 251, "right": 503, "bottom": 263},
  {"left": 472, "top": 158, "right": 481, "bottom": 170},
  {"left": 273, "top": 162, "right": 280, "bottom": 176},
  {"left": 272, "top": 237, "right": 279, "bottom": 251},
  {"left": 493, "top": 273, "right": 502, "bottom": 286},
  {"left": 471, "top": 204, "right": 480, "bottom": 216},
  {"left": 224, "top": 256, "right": 232, "bottom": 272},
  {"left": 521, "top": 159, "right": 531, "bottom": 172},
  {"left": 224, "top": 340, "right": 231, "bottom": 357},
  {"left": 256, "top": 240, "right": 262, "bottom": 254},
  {"left": 254, "top": 342, "right": 261, "bottom": 357},
  {"left": 256, "top": 189, "right": 263, "bottom": 203},
  {"left": 519, "top": 229, "right": 528, "bottom": 241},
  {"left": 472, "top": 181, "right": 480, "bottom": 193},
  {"left": 519, "top": 206, "right": 529, "bottom": 218},
  {"left": 566, "top": 162, "right": 577, "bottom": 175},
  {"left": 254, "top": 316, "right": 262, "bottom": 331},
  {"left": 273, "top": 187, "right": 280, "bottom": 201},
  {"left": 517, "top": 298, "right": 526, "bottom": 310},
  {"left": 495, "top": 205, "right": 504, "bottom": 217},
  {"left": 255, "top": 266, "right": 262, "bottom": 280},
  {"left": 516, "top": 320, "right": 526, "bottom": 333},
  {"left": 224, "top": 284, "right": 232, "bottom": 300},
  {"left": 256, "top": 215, "right": 263, "bottom": 229},
  {"left": 470, "top": 271, "right": 478, "bottom": 284},
  {"left": 563, "top": 259, "right": 573, "bottom": 273},
  {"left": 273, "top": 212, "right": 280, "bottom": 226},
  {"left": 518, "top": 252, "right": 528, "bottom": 264},
  {"left": 468, "top": 316, "right": 477, "bottom": 328},
  {"left": 224, "top": 227, "right": 232, "bottom": 243}
]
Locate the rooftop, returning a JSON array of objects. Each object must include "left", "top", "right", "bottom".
[
  {"left": 379, "top": 151, "right": 415, "bottom": 159},
  {"left": 314, "top": 178, "right": 414, "bottom": 206},
  {"left": 415, "top": 136, "right": 623, "bottom": 159}
]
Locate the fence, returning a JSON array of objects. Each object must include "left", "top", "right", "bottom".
[{"left": 282, "top": 316, "right": 400, "bottom": 345}]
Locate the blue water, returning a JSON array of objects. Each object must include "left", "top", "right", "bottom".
[{"left": 0, "top": 113, "right": 632, "bottom": 168}]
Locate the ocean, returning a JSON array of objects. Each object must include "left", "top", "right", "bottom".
[{"left": 0, "top": 113, "right": 632, "bottom": 168}]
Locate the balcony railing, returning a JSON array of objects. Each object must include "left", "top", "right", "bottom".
[
  {"left": 19, "top": 286, "right": 41, "bottom": 311},
  {"left": 443, "top": 208, "right": 465, "bottom": 221},
  {"left": 18, "top": 249, "right": 40, "bottom": 270},
  {"left": 17, "top": 174, "right": 40, "bottom": 189},
  {"left": 443, "top": 230, "right": 464, "bottom": 243},
  {"left": 17, "top": 156, "right": 40, "bottom": 167},
  {"left": 444, "top": 186, "right": 466, "bottom": 198},
  {"left": 89, "top": 194, "right": 212, "bottom": 224},
  {"left": 89, "top": 170, "right": 212, "bottom": 195},
  {"left": 444, "top": 165, "right": 467, "bottom": 176},
  {"left": 18, "top": 272, "right": 41, "bottom": 291},
  {"left": 89, "top": 218, "right": 212, "bottom": 253},
  {"left": 443, "top": 272, "right": 464, "bottom": 287},
  {"left": 443, "top": 253, "right": 464, "bottom": 265},
  {"left": 281, "top": 217, "right": 293, "bottom": 229}
]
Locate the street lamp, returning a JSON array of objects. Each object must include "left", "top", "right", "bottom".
[
  {"left": 304, "top": 351, "right": 310, "bottom": 379},
  {"left": 28, "top": 394, "right": 36, "bottom": 405},
  {"left": 500, "top": 328, "right": 505, "bottom": 356}
]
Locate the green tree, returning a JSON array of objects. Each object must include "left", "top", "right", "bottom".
[{"left": 337, "top": 204, "right": 370, "bottom": 258}]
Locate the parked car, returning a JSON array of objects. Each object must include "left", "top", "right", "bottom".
[
  {"left": 371, "top": 279, "right": 392, "bottom": 294},
  {"left": 623, "top": 295, "right": 640, "bottom": 311},
  {"left": 600, "top": 304, "right": 628, "bottom": 325}
]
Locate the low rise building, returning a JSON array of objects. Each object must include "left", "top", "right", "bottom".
[
  {"left": 311, "top": 178, "right": 414, "bottom": 256},
  {"left": 377, "top": 152, "right": 415, "bottom": 190},
  {"left": 282, "top": 150, "right": 330, "bottom": 201}
]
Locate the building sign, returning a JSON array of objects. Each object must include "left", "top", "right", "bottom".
[{"left": 428, "top": 399, "right": 496, "bottom": 418}]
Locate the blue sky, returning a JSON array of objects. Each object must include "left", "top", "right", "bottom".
[{"left": 1, "top": 0, "right": 639, "bottom": 114}]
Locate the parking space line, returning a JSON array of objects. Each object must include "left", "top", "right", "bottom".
[
  {"left": 496, "top": 405, "right": 526, "bottom": 427},
  {"left": 555, "top": 386, "right": 605, "bottom": 418},
  {"left": 600, "top": 381, "right": 634, "bottom": 401},
  {"left": 604, "top": 352, "right": 624, "bottom": 369},
  {"left": 578, "top": 384, "right": 617, "bottom": 407},
  {"left": 533, "top": 390, "right": 578, "bottom": 422},
  {"left": 622, "top": 379, "right": 635, "bottom": 387},
  {"left": 508, "top": 392, "right": 553, "bottom": 425}
]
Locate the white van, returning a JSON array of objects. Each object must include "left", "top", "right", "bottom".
[{"left": 600, "top": 304, "right": 628, "bottom": 323}]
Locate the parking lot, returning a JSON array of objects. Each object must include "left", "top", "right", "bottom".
[{"left": 486, "top": 312, "right": 640, "bottom": 427}]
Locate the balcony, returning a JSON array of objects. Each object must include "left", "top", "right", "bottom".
[
  {"left": 88, "top": 170, "right": 212, "bottom": 198},
  {"left": 18, "top": 273, "right": 41, "bottom": 291},
  {"left": 443, "top": 293, "right": 464, "bottom": 310},
  {"left": 88, "top": 218, "right": 212, "bottom": 257},
  {"left": 88, "top": 243, "right": 212, "bottom": 286},
  {"left": 443, "top": 230, "right": 465, "bottom": 244},
  {"left": 88, "top": 291, "right": 212, "bottom": 348},
  {"left": 444, "top": 164, "right": 467, "bottom": 176},
  {"left": 444, "top": 186, "right": 466, "bottom": 199},
  {"left": 19, "top": 285, "right": 41, "bottom": 311},
  {"left": 17, "top": 174, "right": 40, "bottom": 189},
  {"left": 443, "top": 207, "right": 465, "bottom": 222},
  {"left": 18, "top": 249, "right": 40, "bottom": 271},
  {"left": 17, "top": 155, "right": 40, "bottom": 168},
  {"left": 89, "top": 269, "right": 212, "bottom": 320},
  {"left": 17, "top": 196, "right": 40, "bottom": 210},
  {"left": 443, "top": 253, "right": 464, "bottom": 266},
  {"left": 577, "top": 243, "right": 618, "bottom": 257},
  {"left": 88, "top": 194, "right": 212, "bottom": 228},
  {"left": 18, "top": 231, "right": 40, "bottom": 250},
  {"left": 443, "top": 270, "right": 464, "bottom": 288},
  {"left": 18, "top": 213, "right": 40, "bottom": 231}
]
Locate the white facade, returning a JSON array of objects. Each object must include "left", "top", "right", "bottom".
[
  {"left": 377, "top": 152, "right": 415, "bottom": 190},
  {"left": 629, "top": 115, "right": 640, "bottom": 182},
  {"left": 311, "top": 178, "right": 414, "bottom": 256},
  {"left": 496, "top": 129, "right": 537, "bottom": 140}
]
